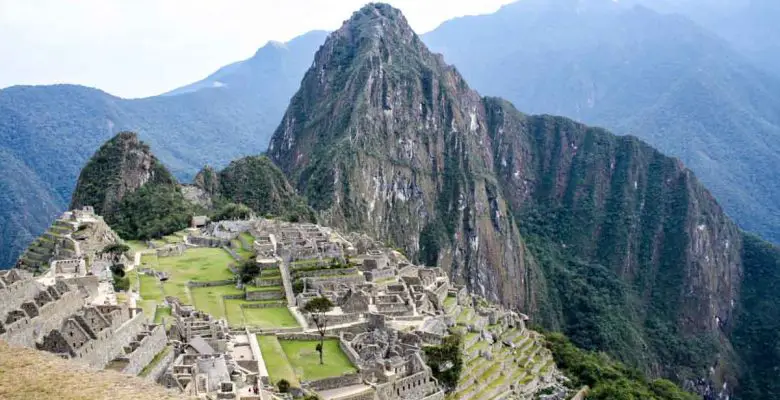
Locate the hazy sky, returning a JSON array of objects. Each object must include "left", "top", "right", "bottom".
[{"left": 0, "top": 0, "right": 514, "bottom": 98}]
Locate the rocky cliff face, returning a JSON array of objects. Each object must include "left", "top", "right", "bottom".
[
  {"left": 267, "top": 3, "right": 760, "bottom": 394},
  {"left": 269, "top": 4, "right": 536, "bottom": 310}
]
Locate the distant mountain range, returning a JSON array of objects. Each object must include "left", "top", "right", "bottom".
[
  {"left": 422, "top": 0, "right": 780, "bottom": 246},
  {"left": 0, "top": 31, "right": 327, "bottom": 267}
]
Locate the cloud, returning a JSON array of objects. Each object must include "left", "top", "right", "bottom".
[{"left": 0, "top": 0, "right": 514, "bottom": 98}]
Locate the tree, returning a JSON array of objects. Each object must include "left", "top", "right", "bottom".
[
  {"left": 302, "top": 297, "right": 334, "bottom": 365},
  {"left": 238, "top": 259, "right": 261, "bottom": 284},
  {"left": 423, "top": 333, "right": 463, "bottom": 391},
  {"left": 277, "top": 379, "right": 290, "bottom": 393},
  {"left": 100, "top": 243, "right": 130, "bottom": 264}
]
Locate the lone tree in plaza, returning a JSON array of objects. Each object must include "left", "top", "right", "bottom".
[{"left": 302, "top": 296, "right": 334, "bottom": 365}]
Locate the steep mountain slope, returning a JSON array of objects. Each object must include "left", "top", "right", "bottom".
[
  {"left": 269, "top": 4, "right": 536, "bottom": 311},
  {"left": 0, "top": 31, "right": 327, "bottom": 268},
  {"left": 268, "top": 3, "right": 775, "bottom": 397},
  {"left": 71, "top": 132, "right": 191, "bottom": 240},
  {"left": 422, "top": 0, "right": 780, "bottom": 245},
  {"left": 193, "top": 156, "right": 315, "bottom": 223}
]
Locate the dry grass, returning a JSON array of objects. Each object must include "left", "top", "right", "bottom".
[{"left": 0, "top": 340, "right": 190, "bottom": 400}]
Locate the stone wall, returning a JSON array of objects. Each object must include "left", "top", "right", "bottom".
[
  {"left": 309, "top": 275, "right": 365, "bottom": 287},
  {"left": 1, "top": 288, "right": 84, "bottom": 347},
  {"left": 333, "top": 389, "right": 375, "bottom": 400},
  {"left": 223, "top": 246, "right": 242, "bottom": 262},
  {"left": 254, "top": 277, "right": 283, "bottom": 287},
  {"left": 121, "top": 324, "right": 168, "bottom": 375},
  {"left": 293, "top": 267, "right": 359, "bottom": 278},
  {"left": 305, "top": 313, "right": 362, "bottom": 327},
  {"left": 0, "top": 276, "right": 40, "bottom": 317},
  {"left": 306, "top": 373, "right": 361, "bottom": 391},
  {"left": 340, "top": 336, "right": 362, "bottom": 368},
  {"left": 241, "top": 301, "right": 286, "bottom": 309},
  {"left": 375, "top": 370, "right": 440, "bottom": 400},
  {"left": 187, "top": 236, "right": 231, "bottom": 248},
  {"left": 245, "top": 290, "right": 284, "bottom": 301},
  {"left": 144, "top": 346, "right": 176, "bottom": 383},
  {"left": 187, "top": 280, "right": 235, "bottom": 288},
  {"left": 364, "top": 268, "right": 395, "bottom": 282}
]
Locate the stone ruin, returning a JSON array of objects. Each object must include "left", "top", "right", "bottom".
[{"left": 0, "top": 269, "right": 167, "bottom": 376}]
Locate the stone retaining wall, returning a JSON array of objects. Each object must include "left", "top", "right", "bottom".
[
  {"left": 277, "top": 333, "right": 336, "bottom": 341},
  {"left": 121, "top": 324, "right": 168, "bottom": 375},
  {"left": 305, "top": 313, "right": 362, "bottom": 327},
  {"left": 240, "top": 301, "right": 286, "bottom": 309},
  {"left": 222, "top": 246, "right": 242, "bottom": 261},
  {"left": 254, "top": 278, "right": 283, "bottom": 287},
  {"left": 143, "top": 346, "right": 175, "bottom": 383},
  {"left": 364, "top": 268, "right": 395, "bottom": 282},
  {"left": 293, "top": 267, "right": 358, "bottom": 278},
  {"left": 187, "top": 236, "right": 231, "bottom": 248},
  {"left": 246, "top": 289, "right": 284, "bottom": 301},
  {"left": 187, "top": 280, "right": 235, "bottom": 288},
  {"left": 306, "top": 373, "right": 361, "bottom": 391},
  {"left": 339, "top": 336, "right": 362, "bottom": 368}
]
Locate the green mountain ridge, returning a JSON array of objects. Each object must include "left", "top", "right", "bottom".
[
  {"left": 70, "top": 132, "right": 191, "bottom": 240},
  {"left": 267, "top": 4, "right": 779, "bottom": 398},
  {"left": 193, "top": 155, "right": 315, "bottom": 223}
]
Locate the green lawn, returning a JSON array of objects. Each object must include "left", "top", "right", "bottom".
[
  {"left": 239, "top": 232, "right": 255, "bottom": 246},
  {"left": 153, "top": 306, "right": 171, "bottom": 323},
  {"left": 155, "top": 247, "right": 234, "bottom": 282},
  {"left": 190, "top": 285, "right": 243, "bottom": 320},
  {"left": 138, "top": 274, "right": 164, "bottom": 301},
  {"left": 240, "top": 306, "right": 299, "bottom": 329},
  {"left": 279, "top": 339, "right": 357, "bottom": 381},
  {"left": 257, "top": 335, "right": 299, "bottom": 386}
]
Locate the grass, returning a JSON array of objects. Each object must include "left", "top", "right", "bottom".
[
  {"left": 0, "top": 341, "right": 186, "bottom": 400},
  {"left": 239, "top": 232, "right": 255, "bottom": 246},
  {"left": 138, "top": 346, "right": 173, "bottom": 377},
  {"left": 257, "top": 335, "right": 299, "bottom": 386},
  {"left": 279, "top": 339, "right": 357, "bottom": 381},
  {"left": 138, "top": 274, "right": 164, "bottom": 301},
  {"left": 190, "top": 285, "right": 244, "bottom": 320},
  {"left": 153, "top": 306, "right": 171, "bottom": 324},
  {"left": 155, "top": 247, "right": 234, "bottom": 282},
  {"left": 126, "top": 240, "right": 149, "bottom": 256},
  {"left": 241, "top": 306, "right": 299, "bottom": 329}
]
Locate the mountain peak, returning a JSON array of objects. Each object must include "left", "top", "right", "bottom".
[{"left": 335, "top": 2, "right": 416, "bottom": 46}]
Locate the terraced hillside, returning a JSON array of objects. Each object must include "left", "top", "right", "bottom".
[{"left": 445, "top": 295, "right": 558, "bottom": 400}]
